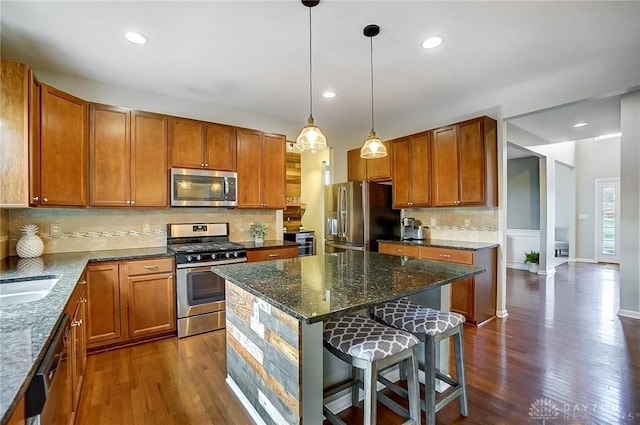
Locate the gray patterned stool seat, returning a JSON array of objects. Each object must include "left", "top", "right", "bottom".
[
  {"left": 322, "top": 314, "right": 421, "bottom": 425},
  {"left": 372, "top": 298, "right": 469, "bottom": 425},
  {"left": 372, "top": 297, "right": 465, "bottom": 335}
]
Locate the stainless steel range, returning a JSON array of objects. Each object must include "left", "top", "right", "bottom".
[{"left": 167, "top": 223, "right": 246, "bottom": 338}]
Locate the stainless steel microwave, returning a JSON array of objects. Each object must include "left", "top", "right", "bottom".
[{"left": 171, "top": 168, "right": 237, "bottom": 207}]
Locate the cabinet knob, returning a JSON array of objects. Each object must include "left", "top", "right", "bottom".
[
  {"left": 32, "top": 196, "right": 39, "bottom": 201},
  {"left": 130, "top": 200, "right": 135, "bottom": 205},
  {"left": 201, "top": 163, "right": 205, "bottom": 167},
  {"left": 204, "top": 163, "right": 208, "bottom": 167},
  {"left": 43, "top": 197, "right": 48, "bottom": 203}
]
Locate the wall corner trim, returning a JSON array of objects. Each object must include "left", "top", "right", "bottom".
[{"left": 617, "top": 309, "right": 640, "bottom": 320}]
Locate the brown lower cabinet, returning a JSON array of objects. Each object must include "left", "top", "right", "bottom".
[
  {"left": 246, "top": 245, "right": 299, "bottom": 262},
  {"left": 85, "top": 256, "right": 176, "bottom": 351},
  {"left": 379, "top": 242, "right": 497, "bottom": 325}
]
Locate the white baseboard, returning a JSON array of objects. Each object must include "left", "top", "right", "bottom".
[
  {"left": 506, "top": 262, "right": 528, "bottom": 270},
  {"left": 574, "top": 257, "right": 598, "bottom": 263},
  {"left": 618, "top": 309, "right": 640, "bottom": 319},
  {"left": 226, "top": 375, "right": 265, "bottom": 425},
  {"left": 496, "top": 309, "right": 509, "bottom": 318},
  {"left": 538, "top": 268, "right": 556, "bottom": 276}
]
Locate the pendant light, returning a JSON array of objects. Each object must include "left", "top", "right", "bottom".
[
  {"left": 296, "top": 0, "right": 327, "bottom": 153},
  {"left": 360, "top": 24, "right": 387, "bottom": 159}
]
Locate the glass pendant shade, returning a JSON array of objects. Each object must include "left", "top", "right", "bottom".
[
  {"left": 296, "top": 116, "right": 327, "bottom": 153},
  {"left": 360, "top": 130, "right": 387, "bottom": 158}
]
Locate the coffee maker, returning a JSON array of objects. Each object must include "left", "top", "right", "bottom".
[{"left": 401, "top": 217, "right": 425, "bottom": 240}]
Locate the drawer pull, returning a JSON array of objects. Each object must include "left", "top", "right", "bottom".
[
  {"left": 439, "top": 254, "right": 451, "bottom": 258},
  {"left": 78, "top": 280, "right": 87, "bottom": 285},
  {"left": 72, "top": 319, "right": 82, "bottom": 327},
  {"left": 394, "top": 249, "right": 402, "bottom": 252},
  {"left": 143, "top": 265, "right": 159, "bottom": 269},
  {"left": 268, "top": 254, "right": 279, "bottom": 257}
]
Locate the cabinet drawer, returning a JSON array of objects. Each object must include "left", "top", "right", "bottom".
[
  {"left": 246, "top": 246, "right": 298, "bottom": 262},
  {"left": 379, "top": 243, "right": 420, "bottom": 257},
  {"left": 419, "top": 247, "right": 474, "bottom": 264},
  {"left": 127, "top": 257, "right": 174, "bottom": 275}
]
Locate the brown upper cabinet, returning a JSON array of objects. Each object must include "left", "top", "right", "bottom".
[
  {"left": 170, "top": 117, "right": 236, "bottom": 171},
  {"left": 89, "top": 104, "right": 168, "bottom": 207},
  {"left": 0, "top": 59, "right": 31, "bottom": 207},
  {"left": 391, "top": 132, "right": 431, "bottom": 208},
  {"left": 347, "top": 141, "right": 392, "bottom": 182},
  {"left": 431, "top": 116, "right": 498, "bottom": 207},
  {"left": 36, "top": 84, "right": 88, "bottom": 207},
  {"left": 236, "top": 128, "right": 286, "bottom": 209}
]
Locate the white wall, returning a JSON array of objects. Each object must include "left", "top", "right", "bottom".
[
  {"left": 555, "top": 163, "right": 573, "bottom": 228},
  {"left": 300, "top": 148, "right": 331, "bottom": 241},
  {"left": 507, "top": 157, "right": 540, "bottom": 230},
  {"left": 574, "top": 137, "right": 621, "bottom": 261},
  {"left": 619, "top": 91, "right": 640, "bottom": 318}
]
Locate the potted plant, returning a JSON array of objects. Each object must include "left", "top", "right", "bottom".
[
  {"left": 249, "top": 222, "right": 269, "bottom": 244},
  {"left": 524, "top": 250, "right": 540, "bottom": 273}
]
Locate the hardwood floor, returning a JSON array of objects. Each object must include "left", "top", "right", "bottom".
[{"left": 77, "top": 262, "right": 640, "bottom": 425}]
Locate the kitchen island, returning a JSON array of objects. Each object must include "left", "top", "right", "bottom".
[{"left": 212, "top": 250, "right": 486, "bottom": 425}]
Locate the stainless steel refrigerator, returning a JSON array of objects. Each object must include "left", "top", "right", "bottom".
[{"left": 324, "top": 181, "right": 400, "bottom": 252}]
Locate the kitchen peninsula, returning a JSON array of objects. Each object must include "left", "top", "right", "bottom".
[{"left": 212, "top": 251, "right": 485, "bottom": 425}]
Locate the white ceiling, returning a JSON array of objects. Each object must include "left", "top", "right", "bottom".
[{"left": 1, "top": 1, "right": 639, "bottom": 148}]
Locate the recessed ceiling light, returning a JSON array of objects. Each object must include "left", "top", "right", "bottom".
[
  {"left": 422, "top": 36, "right": 443, "bottom": 49},
  {"left": 124, "top": 31, "right": 148, "bottom": 45},
  {"left": 322, "top": 91, "right": 336, "bottom": 99},
  {"left": 573, "top": 122, "right": 588, "bottom": 128}
]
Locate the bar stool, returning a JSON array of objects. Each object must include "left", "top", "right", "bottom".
[
  {"left": 322, "top": 314, "right": 421, "bottom": 425},
  {"left": 372, "top": 298, "right": 468, "bottom": 425}
]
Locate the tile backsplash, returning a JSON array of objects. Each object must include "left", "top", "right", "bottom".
[
  {"left": 405, "top": 207, "right": 499, "bottom": 243},
  {"left": 5, "top": 208, "right": 278, "bottom": 256},
  {"left": 1, "top": 209, "right": 9, "bottom": 259}
]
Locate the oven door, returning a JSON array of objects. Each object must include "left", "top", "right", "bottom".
[{"left": 177, "top": 266, "right": 225, "bottom": 318}]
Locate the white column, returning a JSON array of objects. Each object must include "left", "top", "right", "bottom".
[
  {"left": 619, "top": 91, "right": 640, "bottom": 319},
  {"left": 539, "top": 156, "right": 556, "bottom": 275}
]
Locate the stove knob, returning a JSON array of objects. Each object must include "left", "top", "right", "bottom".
[
  {"left": 233, "top": 251, "right": 239, "bottom": 258},
  {"left": 211, "top": 253, "right": 217, "bottom": 260},
  {"left": 186, "top": 255, "right": 192, "bottom": 262},
  {"left": 195, "top": 254, "right": 202, "bottom": 261},
  {"left": 225, "top": 252, "right": 231, "bottom": 259}
]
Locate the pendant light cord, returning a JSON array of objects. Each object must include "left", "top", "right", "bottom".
[
  {"left": 370, "top": 35, "right": 375, "bottom": 133},
  {"left": 308, "top": 6, "right": 313, "bottom": 119}
]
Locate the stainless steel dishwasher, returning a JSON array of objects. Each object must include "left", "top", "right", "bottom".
[{"left": 25, "top": 314, "right": 72, "bottom": 425}]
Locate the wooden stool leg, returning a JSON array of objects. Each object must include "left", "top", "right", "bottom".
[
  {"left": 405, "top": 346, "right": 421, "bottom": 423},
  {"left": 454, "top": 326, "right": 469, "bottom": 417},
  {"left": 363, "top": 361, "right": 378, "bottom": 425},
  {"left": 424, "top": 336, "right": 437, "bottom": 425}
]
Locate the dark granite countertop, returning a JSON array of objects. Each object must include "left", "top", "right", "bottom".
[
  {"left": 235, "top": 240, "right": 299, "bottom": 250},
  {"left": 212, "top": 251, "right": 485, "bottom": 324},
  {"left": 0, "top": 247, "right": 172, "bottom": 424},
  {"left": 378, "top": 238, "right": 499, "bottom": 251}
]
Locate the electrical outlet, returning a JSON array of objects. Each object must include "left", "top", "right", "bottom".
[
  {"left": 464, "top": 219, "right": 471, "bottom": 227},
  {"left": 142, "top": 222, "right": 151, "bottom": 233},
  {"left": 430, "top": 217, "right": 437, "bottom": 226},
  {"left": 50, "top": 223, "right": 60, "bottom": 236}
]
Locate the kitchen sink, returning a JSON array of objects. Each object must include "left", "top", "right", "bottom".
[{"left": 0, "top": 276, "right": 60, "bottom": 306}]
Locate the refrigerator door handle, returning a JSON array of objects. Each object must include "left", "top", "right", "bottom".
[{"left": 339, "top": 186, "right": 348, "bottom": 238}]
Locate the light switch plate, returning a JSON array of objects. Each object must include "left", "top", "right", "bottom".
[{"left": 578, "top": 214, "right": 588, "bottom": 220}]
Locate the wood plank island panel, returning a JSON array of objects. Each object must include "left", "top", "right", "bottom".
[{"left": 225, "top": 282, "right": 302, "bottom": 425}]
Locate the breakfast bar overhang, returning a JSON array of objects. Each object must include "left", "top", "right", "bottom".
[{"left": 212, "top": 251, "right": 486, "bottom": 425}]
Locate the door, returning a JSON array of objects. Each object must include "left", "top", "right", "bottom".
[
  {"left": 131, "top": 111, "right": 168, "bottom": 207},
  {"left": 596, "top": 178, "right": 620, "bottom": 263},
  {"left": 86, "top": 262, "right": 121, "bottom": 346},
  {"left": 170, "top": 117, "right": 205, "bottom": 169},
  {"left": 432, "top": 125, "right": 460, "bottom": 206},
  {"left": 236, "top": 128, "right": 263, "bottom": 208},
  {"left": 89, "top": 104, "right": 131, "bottom": 206},
  {"left": 127, "top": 271, "right": 175, "bottom": 339},
  {"left": 262, "top": 133, "right": 286, "bottom": 209},
  {"left": 40, "top": 85, "right": 88, "bottom": 206}
]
